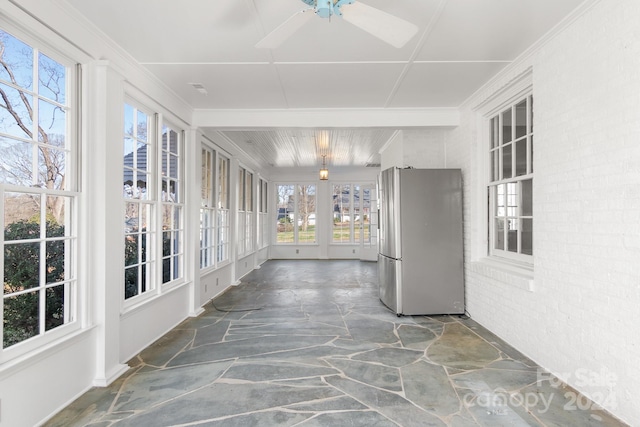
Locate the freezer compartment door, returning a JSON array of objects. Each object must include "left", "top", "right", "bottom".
[
  {"left": 379, "top": 167, "right": 400, "bottom": 259},
  {"left": 378, "top": 254, "right": 401, "bottom": 314}
]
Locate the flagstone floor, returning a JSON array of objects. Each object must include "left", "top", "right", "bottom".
[{"left": 46, "top": 260, "right": 626, "bottom": 426}]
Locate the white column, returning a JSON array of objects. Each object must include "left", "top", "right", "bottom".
[
  {"left": 187, "top": 128, "right": 204, "bottom": 316},
  {"left": 85, "top": 60, "right": 129, "bottom": 386}
]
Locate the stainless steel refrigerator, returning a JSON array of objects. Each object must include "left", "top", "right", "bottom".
[{"left": 378, "top": 167, "right": 464, "bottom": 315}]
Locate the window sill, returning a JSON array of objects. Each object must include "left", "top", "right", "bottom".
[{"left": 470, "top": 258, "right": 535, "bottom": 292}]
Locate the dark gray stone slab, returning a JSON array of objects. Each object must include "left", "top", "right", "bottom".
[
  {"left": 352, "top": 346, "right": 424, "bottom": 367},
  {"left": 327, "top": 358, "right": 403, "bottom": 392},
  {"left": 138, "top": 328, "right": 195, "bottom": 367},
  {"left": 113, "top": 382, "right": 344, "bottom": 426},
  {"left": 398, "top": 324, "right": 438, "bottom": 350},
  {"left": 402, "top": 361, "right": 461, "bottom": 417},
  {"left": 113, "top": 361, "right": 232, "bottom": 411},
  {"left": 168, "top": 335, "right": 334, "bottom": 366},
  {"left": 299, "top": 411, "right": 398, "bottom": 426},
  {"left": 192, "top": 411, "right": 312, "bottom": 426},
  {"left": 193, "top": 320, "right": 230, "bottom": 347},
  {"left": 324, "top": 375, "right": 446, "bottom": 427},
  {"left": 221, "top": 361, "right": 339, "bottom": 382}
]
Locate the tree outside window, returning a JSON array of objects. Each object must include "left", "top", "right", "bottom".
[{"left": 0, "top": 29, "right": 76, "bottom": 350}]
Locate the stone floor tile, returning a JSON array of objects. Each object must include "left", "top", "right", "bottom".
[
  {"left": 45, "top": 260, "right": 628, "bottom": 427},
  {"left": 427, "top": 323, "right": 500, "bottom": 370}
]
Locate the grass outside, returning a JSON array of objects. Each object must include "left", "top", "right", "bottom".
[{"left": 276, "top": 223, "right": 370, "bottom": 244}]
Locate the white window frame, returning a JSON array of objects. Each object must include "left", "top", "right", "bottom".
[
  {"left": 159, "top": 121, "right": 184, "bottom": 286},
  {"left": 0, "top": 27, "right": 80, "bottom": 361},
  {"left": 236, "top": 165, "right": 255, "bottom": 257},
  {"left": 275, "top": 183, "right": 317, "bottom": 245},
  {"left": 123, "top": 102, "right": 157, "bottom": 302},
  {"left": 200, "top": 145, "right": 215, "bottom": 269},
  {"left": 331, "top": 182, "right": 373, "bottom": 245},
  {"left": 216, "top": 154, "right": 230, "bottom": 265},
  {"left": 258, "top": 178, "right": 268, "bottom": 249},
  {"left": 475, "top": 70, "right": 533, "bottom": 267}
]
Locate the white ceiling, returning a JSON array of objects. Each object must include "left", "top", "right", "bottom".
[{"left": 64, "top": 0, "right": 585, "bottom": 169}]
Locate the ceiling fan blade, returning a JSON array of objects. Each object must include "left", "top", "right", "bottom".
[
  {"left": 341, "top": 2, "right": 419, "bottom": 48},
  {"left": 256, "top": 9, "right": 314, "bottom": 49}
]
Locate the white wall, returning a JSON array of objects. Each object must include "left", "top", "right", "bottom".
[{"left": 449, "top": 1, "right": 640, "bottom": 424}]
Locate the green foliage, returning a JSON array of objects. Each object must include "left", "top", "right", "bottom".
[{"left": 3, "top": 220, "right": 65, "bottom": 348}]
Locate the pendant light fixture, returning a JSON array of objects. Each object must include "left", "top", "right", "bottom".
[{"left": 319, "top": 155, "right": 329, "bottom": 180}]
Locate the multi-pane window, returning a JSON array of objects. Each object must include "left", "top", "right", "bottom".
[
  {"left": 237, "top": 167, "right": 254, "bottom": 256},
  {"left": 276, "top": 184, "right": 316, "bottom": 244},
  {"left": 124, "top": 104, "right": 154, "bottom": 299},
  {"left": 489, "top": 95, "right": 533, "bottom": 259},
  {"left": 200, "top": 146, "right": 215, "bottom": 269},
  {"left": 258, "top": 179, "right": 268, "bottom": 248},
  {"left": 0, "top": 29, "right": 77, "bottom": 352},
  {"left": 237, "top": 167, "right": 246, "bottom": 255},
  {"left": 332, "top": 184, "right": 351, "bottom": 243},
  {"left": 245, "top": 170, "right": 254, "bottom": 254},
  {"left": 160, "top": 124, "right": 183, "bottom": 283},
  {"left": 200, "top": 147, "right": 231, "bottom": 269},
  {"left": 332, "top": 183, "right": 371, "bottom": 244},
  {"left": 217, "top": 155, "right": 229, "bottom": 263}
]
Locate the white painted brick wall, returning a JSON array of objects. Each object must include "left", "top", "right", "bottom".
[{"left": 446, "top": 0, "right": 640, "bottom": 424}]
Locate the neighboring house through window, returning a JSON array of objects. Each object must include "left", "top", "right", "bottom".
[{"left": 123, "top": 103, "right": 155, "bottom": 299}]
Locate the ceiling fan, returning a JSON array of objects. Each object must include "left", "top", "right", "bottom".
[{"left": 256, "top": 0, "right": 419, "bottom": 49}]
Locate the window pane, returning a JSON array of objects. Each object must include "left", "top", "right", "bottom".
[
  {"left": 39, "top": 99, "right": 66, "bottom": 144},
  {"left": 277, "top": 185, "right": 294, "bottom": 243},
  {"left": 491, "top": 150, "right": 499, "bottom": 182},
  {"left": 506, "top": 183, "right": 518, "bottom": 218},
  {"left": 45, "top": 285, "right": 65, "bottom": 331},
  {"left": 4, "top": 192, "right": 40, "bottom": 238},
  {"left": 502, "top": 144, "right": 512, "bottom": 179},
  {"left": 502, "top": 108, "right": 512, "bottom": 143},
  {"left": 297, "top": 185, "right": 316, "bottom": 243},
  {"left": 136, "top": 142, "right": 148, "bottom": 171},
  {"left": 490, "top": 117, "right": 498, "bottom": 149},
  {"left": 124, "top": 266, "right": 139, "bottom": 299},
  {"left": 46, "top": 239, "right": 66, "bottom": 284},
  {"left": 137, "top": 111, "right": 148, "bottom": 142},
  {"left": 507, "top": 219, "right": 519, "bottom": 253},
  {"left": 521, "top": 179, "right": 533, "bottom": 216},
  {"left": 515, "top": 99, "right": 527, "bottom": 139},
  {"left": 515, "top": 139, "right": 527, "bottom": 177},
  {"left": 495, "top": 184, "right": 505, "bottom": 217},
  {"left": 246, "top": 172, "right": 253, "bottom": 211},
  {"left": 494, "top": 218, "right": 505, "bottom": 251},
  {"left": 0, "top": 138, "right": 34, "bottom": 186},
  {"left": 125, "top": 234, "right": 138, "bottom": 267},
  {"left": 46, "top": 196, "right": 69, "bottom": 236},
  {"left": 0, "top": 30, "right": 34, "bottom": 89},
  {"left": 0, "top": 83, "right": 33, "bottom": 139},
  {"left": 38, "top": 146, "right": 66, "bottom": 190},
  {"left": 3, "top": 291, "right": 39, "bottom": 348},
  {"left": 4, "top": 242, "right": 40, "bottom": 292},
  {"left": 218, "top": 157, "right": 229, "bottom": 209},
  {"left": 333, "top": 184, "right": 351, "bottom": 243},
  {"left": 125, "top": 202, "right": 139, "bottom": 232},
  {"left": 530, "top": 136, "right": 534, "bottom": 174},
  {"left": 522, "top": 219, "right": 533, "bottom": 255}
]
